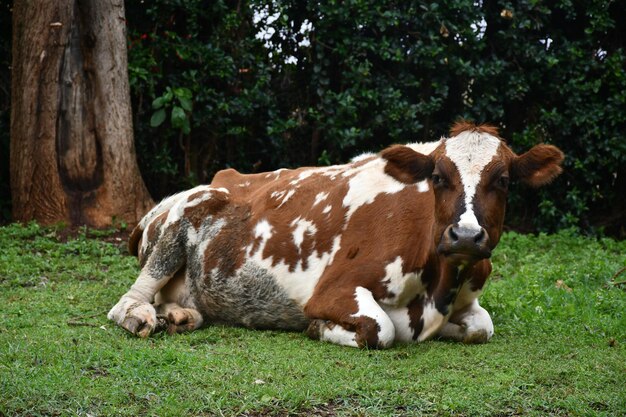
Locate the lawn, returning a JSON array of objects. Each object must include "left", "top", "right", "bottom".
[{"left": 0, "top": 222, "right": 624, "bottom": 416}]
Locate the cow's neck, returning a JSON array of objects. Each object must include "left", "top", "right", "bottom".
[{"left": 423, "top": 254, "right": 475, "bottom": 316}]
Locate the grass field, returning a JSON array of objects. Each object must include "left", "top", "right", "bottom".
[{"left": 0, "top": 222, "right": 624, "bottom": 416}]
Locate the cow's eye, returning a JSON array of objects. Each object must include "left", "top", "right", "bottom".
[
  {"left": 497, "top": 175, "right": 510, "bottom": 190},
  {"left": 432, "top": 174, "right": 444, "bottom": 187}
]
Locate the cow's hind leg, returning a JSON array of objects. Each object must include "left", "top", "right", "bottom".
[
  {"left": 108, "top": 224, "right": 186, "bottom": 338},
  {"left": 155, "top": 303, "right": 204, "bottom": 335},
  {"left": 152, "top": 269, "right": 204, "bottom": 334},
  {"left": 305, "top": 286, "right": 395, "bottom": 349}
]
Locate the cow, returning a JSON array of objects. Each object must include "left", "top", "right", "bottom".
[{"left": 108, "top": 121, "right": 564, "bottom": 348}]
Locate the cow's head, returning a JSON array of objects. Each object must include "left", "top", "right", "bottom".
[
  {"left": 430, "top": 121, "right": 564, "bottom": 264},
  {"left": 382, "top": 121, "right": 564, "bottom": 266}
]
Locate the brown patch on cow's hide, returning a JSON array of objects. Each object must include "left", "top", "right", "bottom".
[
  {"left": 353, "top": 316, "right": 381, "bottom": 348},
  {"left": 305, "top": 184, "right": 436, "bottom": 342},
  {"left": 466, "top": 259, "right": 492, "bottom": 292},
  {"left": 339, "top": 185, "right": 434, "bottom": 278},
  {"left": 212, "top": 168, "right": 293, "bottom": 201},
  {"left": 183, "top": 189, "right": 230, "bottom": 230},
  {"left": 346, "top": 246, "right": 359, "bottom": 259},
  {"left": 381, "top": 145, "right": 434, "bottom": 184},
  {"left": 407, "top": 296, "right": 425, "bottom": 340},
  {"left": 202, "top": 204, "right": 251, "bottom": 277},
  {"left": 242, "top": 167, "right": 350, "bottom": 273}
]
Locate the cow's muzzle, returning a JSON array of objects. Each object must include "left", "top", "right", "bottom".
[{"left": 438, "top": 224, "right": 491, "bottom": 263}]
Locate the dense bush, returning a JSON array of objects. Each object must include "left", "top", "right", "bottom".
[
  {"left": 124, "top": 0, "right": 625, "bottom": 236},
  {"left": 2, "top": 1, "right": 624, "bottom": 236}
]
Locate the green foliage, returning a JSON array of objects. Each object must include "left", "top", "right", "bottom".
[
  {"left": 0, "top": 224, "right": 624, "bottom": 416},
  {"left": 124, "top": 0, "right": 625, "bottom": 236},
  {"left": 126, "top": 0, "right": 278, "bottom": 193},
  {"left": 150, "top": 86, "right": 193, "bottom": 134},
  {"left": 0, "top": 1, "right": 624, "bottom": 234}
]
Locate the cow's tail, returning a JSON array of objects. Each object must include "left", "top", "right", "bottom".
[{"left": 128, "top": 223, "right": 144, "bottom": 257}]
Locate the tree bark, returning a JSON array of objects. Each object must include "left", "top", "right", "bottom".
[{"left": 10, "top": 0, "right": 153, "bottom": 227}]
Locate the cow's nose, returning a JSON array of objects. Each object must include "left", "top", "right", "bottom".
[
  {"left": 438, "top": 225, "right": 491, "bottom": 261},
  {"left": 448, "top": 225, "right": 488, "bottom": 246}
]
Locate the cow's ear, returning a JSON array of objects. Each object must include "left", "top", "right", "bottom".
[
  {"left": 381, "top": 145, "right": 434, "bottom": 184},
  {"left": 511, "top": 144, "right": 564, "bottom": 187}
]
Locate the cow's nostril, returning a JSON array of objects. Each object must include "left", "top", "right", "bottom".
[
  {"left": 448, "top": 227, "right": 459, "bottom": 241},
  {"left": 474, "top": 228, "right": 486, "bottom": 244}
]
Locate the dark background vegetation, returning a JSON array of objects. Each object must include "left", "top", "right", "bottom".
[{"left": 1, "top": 1, "right": 625, "bottom": 236}]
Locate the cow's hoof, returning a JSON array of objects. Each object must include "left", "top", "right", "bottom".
[
  {"left": 305, "top": 319, "right": 329, "bottom": 340},
  {"left": 161, "top": 308, "right": 197, "bottom": 334},
  {"left": 122, "top": 316, "right": 154, "bottom": 338},
  {"left": 462, "top": 328, "right": 490, "bottom": 344},
  {"left": 108, "top": 298, "right": 157, "bottom": 338}
]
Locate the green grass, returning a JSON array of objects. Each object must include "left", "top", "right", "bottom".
[{"left": 0, "top": 222, "right": 624, "bottom": 416}]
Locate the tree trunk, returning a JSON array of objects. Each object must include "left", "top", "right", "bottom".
[{"left": 10, "top": 0, "right": 153, "bottom": 227}]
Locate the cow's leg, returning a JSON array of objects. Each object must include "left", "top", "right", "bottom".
[
  {"left": 305, "top": 286, "right": 395, "bottom": 349},
  {"left": 152, "top": 269, "right": 204, "bottom": 334},
  {"left": 437, "top": 299, "right": 493, "bottom": 344},
  {"left": 108, "top": 225, "right": 186, "bottom": 338},
  {"left": 155, "top": 302, "right": 204, "bottom": 334}
]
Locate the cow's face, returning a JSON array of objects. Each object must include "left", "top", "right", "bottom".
[{"left": 431, "top": 122, "right": 564, "bottom": 265}]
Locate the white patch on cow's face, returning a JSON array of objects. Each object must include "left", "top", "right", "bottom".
[
  {"left": 312, "top": 192, "right": 329, "bottom": 207},
  {"left": 379, "top": 257, "right": 424, "bottom": 307},
  {"left": 445, "top": 131, "right": 500, "bottom": 229},
  {"left": 322, "top": 205, "right": 332, "bottom": 215},
  {"left": 291, "top": 217, "right": 318, "bottom": 249},
  {"left": 417, "top": 300, "right": 446, "bottom": 342},
  {"left": 351, "top": 286, "right": 395, "bottom": 347},
  {"left": 342, "top": 159, "right": 406, "bottom": 221},
  {"left": 407, "top": 139, "right": 442, "bottom": 155}
]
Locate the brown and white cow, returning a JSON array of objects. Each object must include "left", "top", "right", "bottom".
[{"left": 108, "top": 121, "right": 564, "bottom": 348}]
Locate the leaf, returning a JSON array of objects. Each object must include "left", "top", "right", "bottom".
[
  {"left": 171, "top": 106, "right": 186, "bottom": 128},
  {"left": 178, "top": 97, "right": 193, "bottom": 112},
  {"left": 150, "top": 109, "right": 166, "bottom": 127},
  {"left": 174, "top": 87, "right": 193, "bottom": 99},
  {"left": 152, "top": 96, "right": 166, "bottom": 109}
]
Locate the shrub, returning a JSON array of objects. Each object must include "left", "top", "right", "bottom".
[
  {"left": 124, "top": 0, "right": 625, "bottom": 236},
  {"left": 1, "top": 1, "right": 624, "bottom": 236}
]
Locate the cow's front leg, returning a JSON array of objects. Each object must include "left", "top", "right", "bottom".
[
  {"left": 108, "top": 226, "right": 185, "bottom": 338},
  {"left": 437, "top": 299, "right": 493, "bottom": 344},
  {"left": 305, "top": 286, "right": 395, "bottom": 349}
]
